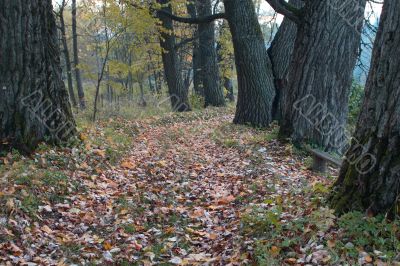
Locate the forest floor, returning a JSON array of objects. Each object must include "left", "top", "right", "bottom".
[{"left": 0, "top": 107, "right": 398, "bottom": 265}]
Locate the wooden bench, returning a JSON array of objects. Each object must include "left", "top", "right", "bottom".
[{"left": 305, "top": 147, "right": 343, "bottom": 173}]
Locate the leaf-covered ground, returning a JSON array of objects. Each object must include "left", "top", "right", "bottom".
[{"left": 0, "top": 108, "right": 399, "bottom": 265}]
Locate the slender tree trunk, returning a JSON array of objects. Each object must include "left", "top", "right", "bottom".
[
  {"left": 157, "top": 0, "right": 191, "bottom": 112},
  {"left": 187, "top": 2, "right": 203, "bottom": 96},
  {"left": 330, "top": 0, "right": 400, "bottom": 216},
  {"left": 72, "top": 0, "right": 86, "bottom": 109},
  {"left": 59, "top": 1, "right": 77, "bottom": 108},
  {"left": 0, "top": 0, "right": 76, "bottom": 151},
  {"left": 279, "top": 0, "right": 366, "bottom": 151},
  {"left": 216, "top": 22, "right": 235, "bottom": 102},
  {"left": 138, "top": 81, "right": 147, "bottom": 107},
  {"left": 223, "top": 0, "right": 276, "bottom": 127},
  {"left": 148, "top": 75, "right": 154, "bottom": 92},
  {"left": 197, "top": 0, "right": 225, "bottom": 107},
  {"left": 157, "top": 72, "right": 163, "bottom": 93},
  {"left": 224, "top": 77, "right": 235, "bottom": 102},
  {"left": 267, "top": 0, "right": 302, "bottom": 121}
]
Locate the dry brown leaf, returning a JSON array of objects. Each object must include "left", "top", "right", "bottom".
[
  {"left": 284, "top": 258, "right": 297, "bottom": 265},
  {"left": 121, "top": 161, "right": 136, "bottom": 169},
  {"left": 42, "top": 225, "right": 53, "bottom": 234},
  {"left": 270, "top": 246, "right": 280, "bottom": 257},
  {"left": 217, "top": 195, "right": 235, "bottom": 205},
  {"left": 327, "top": 239, "right": 336, "bottom": 248}
]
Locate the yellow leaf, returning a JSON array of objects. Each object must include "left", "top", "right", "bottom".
[
  {"left": 79, "top": 133, "right": 88, "bottom": 141},
  {"left": 6, "top": 198, "right": 14, "bottom": 211},
  {"left": 164, "top": 227, "right": 175, "bottom": 234},
  {"left": 120, "top": 209, "right": 129, "bottom": 215},
  {"left": 157, "top": 160, "right": 168, "bottom": 167}
]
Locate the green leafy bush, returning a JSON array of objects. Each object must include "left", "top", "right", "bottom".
[
  {"left": 338, "top": 212, "right": 400, "bottom": 259},
  {"left": 348, "top": 81, "right": 365, "bottom": 129}
]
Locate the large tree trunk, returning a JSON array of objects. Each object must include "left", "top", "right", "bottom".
[
  {"left": 157, "top": 0, "right": 191, "bottom": 112},
  {"left": 59, "top": 1, "right": 77, "bottom": 108},
  {"left": 279, "top": 0, "right": 366, "bottom": 151},
  {"left": 223, "top": 0, "right": 276, "bottom": 127},
  {"left": 0, "top": 0, "right": 76, "bottom": 151},
  {"left": 72, "top": 0, "right": 86, "bottom": 109},
  {"left": 267, "top": 0, "right": 302, "bottom": 121},
  {"left": 197, "top": 0, "right": 225, "bottom": 107},
  {"left": 186, "top": 2, "right": 203, "bottom": 96},
  {"left": 330, "top": 0, "right": 400, "bottom": 216}
]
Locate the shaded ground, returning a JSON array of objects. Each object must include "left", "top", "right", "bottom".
[{"left": 0, "top": 109, "right": 398, "bottom": 265}]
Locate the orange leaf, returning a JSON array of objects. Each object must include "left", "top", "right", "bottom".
[
  {"left": 217, "top": 195, "right": 235, "bottom": 205},
  {"left": 270, "top": 246, "right": 280, "bottom": 257},
  {"left": 208, "top": 233, "right": 218, "bottom": 240},
  {"left": 93, "top": 149, "right": 106, "bottom": 157},
  {"left": 284, "top": 258, "right": 297, "bottom": 265},
  {"left": 121, "top": 161, "right": 136, "bottom": 169},
  {"left": 365, "top": 255, "right": 373, "bottom": 263},
  {"left": 103, "top": 242, "right": 112, "bottom": 250}
]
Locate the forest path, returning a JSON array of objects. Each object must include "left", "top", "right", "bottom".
[
  {"left": 92, "top": 113, "right": 321, "bottom": 265},
  {"left": 1, "top": 110, "right": 329, "bottom": 265}
]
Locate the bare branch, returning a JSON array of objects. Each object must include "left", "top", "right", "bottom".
[
  {"left": 157, "top": 9, "right": 226, "bottom": 24},
  {"left": 265, "top": 0, "right": 302, "bottom": 24}
]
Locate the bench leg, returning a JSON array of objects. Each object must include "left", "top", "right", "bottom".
[{"left": 312, "top": 155, "right": 327, "bottom": 173}]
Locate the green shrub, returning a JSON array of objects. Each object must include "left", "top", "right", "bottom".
[
  {"left": 189, "top": 94, "right": 205, "bottom": 110},
  {"left": 337, "top": 212, "right": 400, "bottom": 259},
  {"left": 348, "top": 82, "right": 365, "bottom": 129}
]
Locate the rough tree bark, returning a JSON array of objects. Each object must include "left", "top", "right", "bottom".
[
  {"left": 0, "top": 0, "right": 76, "bottom": 151},
  {"left": 58, "top": 0, "right": 77, "bottom": 108},
  {"left": 267, "top": 0, "right": 302, "bottom": 120},
  {"left": 330, "top": 0, "right": 400, "bottom": 216},
  {"left": 273, "top": 0, "right": 366, "bottom": 150},
  {"left": 224, "top": 0, "right": 276, "bottom": 127},
  {"left": 72, "top": 0, "right": 86, "bottom": 109},
  {"left": 197, "top": 0, "right": 225, "bottom": 107},
  {"left": 157, "top": 0, "right": 191, "bottom": 112}
]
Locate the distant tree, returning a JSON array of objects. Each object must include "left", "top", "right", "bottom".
[
  {"left": 157, "top": 0, "right": 191, "bottom": 112},
  {"left": 186, "top": 2, "right": 203, "bottom": 96},
  {"left": 330, "top": 0, "right": 400, "bottom": 216},
  {"left": 196, "top": 0, "right": 225, "bottom": 107},
  {"left": 223, "top": 0, "right": 275, "bottom": 127},
  {"left": 161, "top": 0, "right": 276, "bottom": 126},
  {"left": 57, "top": 0, "right": 78, "bottom": 108},
  {"left": 0, "top": 0, "right": 76, "bottom": 151},
  {"left": 72, "top": 0, "right": 86, "bottom": 109},
  {"left": 217, "top": 21, "right": 235, "bottom": 102}
]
